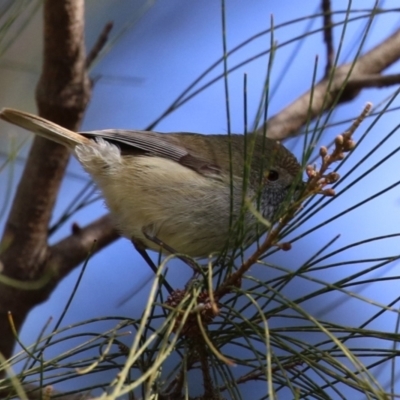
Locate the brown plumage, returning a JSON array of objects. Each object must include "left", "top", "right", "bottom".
[{"left": 1, "top": 108, "right": 301, "bottom": 257}]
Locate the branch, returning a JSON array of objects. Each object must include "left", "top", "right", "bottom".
[
  {"left": 49, "top": 215, "right": 119, "bottom": 280},
  {"left": 86, "top": 21, "right": 113, "bottom": 69},
  {"left": 346, "top": 73, "right": 400, "bottom": 88},
  {"left": 322, "top": 0, "right": 335, "bottom": 76},
  {"left": 260, "top": 28, "right": 400, "bottom": 140},
  {"left": 0, "top": 0, "right": 92, "bottom": 361}
]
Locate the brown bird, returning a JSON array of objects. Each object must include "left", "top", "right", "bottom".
[{"left": 0, "top": 108, "right": 301, "bottom": 257}]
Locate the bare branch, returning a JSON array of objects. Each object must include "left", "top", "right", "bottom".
[
  {"left": 0, "top": 0, "right": 92, "bottom": 360},
  {"left": 322, "top": 0, "right": 335, "bottom": 76},
  {"left": 347, "top": 73, "right": 400, "bottom": 88},
  {"left": 36, "top": 0, "right": 91, "bottom": 123},
  {"left": 260, "top": 28, "right": 400, "bottom": 140},
  {"left": 86, "top": 22, "right": 113, "bottom": 69},
  {"left": 49, "top": 215, "right": 119, "bottom": 279}
]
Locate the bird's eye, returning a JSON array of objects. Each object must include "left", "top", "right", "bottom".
[{"left": 266, "top": 170, "right": 279, "bottom": 181}]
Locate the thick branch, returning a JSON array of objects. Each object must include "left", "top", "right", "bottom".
[
  {"left": 347, "top": 73, "right": 400, "bottom": 88},
  {"left": 261, "top": 28, "right": 400, "bottom": 139},
  {"left": 0, "top": 0, "right": 91, "bottom": 360},
  {"left": 36, "top": 0, "right": 91, "bottom": 122}
]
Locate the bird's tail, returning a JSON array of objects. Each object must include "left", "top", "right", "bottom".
[{"left": 0, "top": 108, "right": 91, "bottom": 149}]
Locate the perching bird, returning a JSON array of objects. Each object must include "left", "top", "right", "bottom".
[{"left": 0, "top": 108, "right": 301, "bottom": 257}]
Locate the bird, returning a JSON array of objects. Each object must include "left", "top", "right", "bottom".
[{"left": 0, "top": 108, "right": 301, "bottom": 258}]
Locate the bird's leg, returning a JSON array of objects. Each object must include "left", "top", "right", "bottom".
[
  {"left": 141, "top": 229, "right": 200, "bottom": 273},
  {"left": 131, "top": 238, "right": 173, "bottom": 294}
]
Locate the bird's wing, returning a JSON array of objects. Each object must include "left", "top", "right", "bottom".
[{"left": 80, "top": 129, "right": 222, "bottom": 176}]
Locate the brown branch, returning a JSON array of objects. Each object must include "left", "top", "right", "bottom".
[
  {"left": 346, "top": 73, "right": 400, "bottom": 88},
  {"left": 0, "top": 217, "right": 118, "bottom": 365},
  {"left": 198, "top": 341, "right": 215, "bottom": 399},
  {"left": 322, "top": 0, "right": 335, "bottom": 77},
  {"left": 259, "top": 28, "right": 400, "bottom": 140},
  {"left": 0, "top": 0, "right": 92, "bottom": 361},
  {"left": 36, "top": 0, "right": 91, "bottom": 123},
  {"left": 215, "top": 216, "right": 287, "bottom": 299},
  {"left": 49, "top": 215, "right": 119, "bottom": 280},
  {"left": 86, "top": 21, "right": 113, "bottom": 69}
]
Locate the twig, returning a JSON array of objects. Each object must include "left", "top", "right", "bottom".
[
  {"left": 198, "top": 341, "right": 215, "bottom": 399},
  {"left": 49, "top": 214, "right": 119, "bottom": 278},
  {"left": 86, "top": 21, "right": 113, "bottom": 69},
  {"left": 217, "top": 103, "right": 371, "bottom": 298},
  {"left": 258, "top": 28, "right": 400, "bottom": 140},
  {"left": 322, "top": 0, "right": 335, "bottom": 77}
]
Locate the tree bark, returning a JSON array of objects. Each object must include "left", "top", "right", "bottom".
[{"left": 0, "top": 0, "right": 95, "bottom": 361}]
